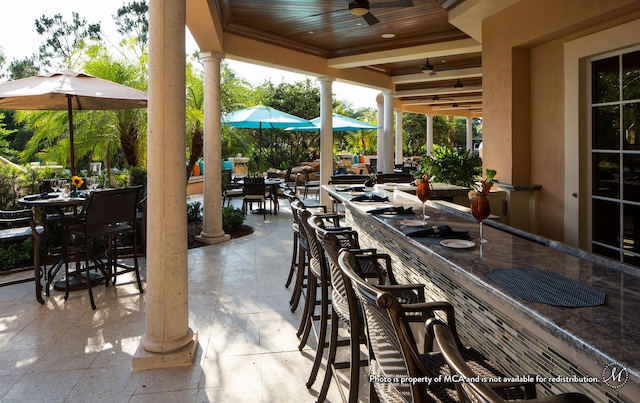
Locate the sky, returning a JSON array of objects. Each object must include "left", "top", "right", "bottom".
[{"left": 0, "top": 0, "right": 380, "bottom": 110}]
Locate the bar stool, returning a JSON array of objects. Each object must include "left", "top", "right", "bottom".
[
  {"left": 297, "top": 210, "right": 350, "bottom": 390},
  {"left": 283, "top": 188, "right": 301, "bottom": 290},
  {"left": 314, "top": 229, "right": 425, "bottom": 402},
  {"left": 288, "top": 199, "right": 338, "bottom": 313}
]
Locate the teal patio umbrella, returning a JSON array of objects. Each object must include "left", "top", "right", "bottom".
[
  {"left": 286, "top": 113, "right": 380, "bottom": 132},
  {"left": 222, "top": 105, "right": 313, "bottom": 167}
]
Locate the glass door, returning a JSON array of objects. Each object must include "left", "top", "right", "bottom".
[{"left": 591, "top": 50, "right": 640, "bottom": 268}]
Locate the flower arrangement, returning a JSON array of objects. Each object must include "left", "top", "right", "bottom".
[
  {"left": 71, "top": 176, "right": 84, "bottom": 189},
  {"left": 468, "top": 168, "right": 496, "bottom": 199}
]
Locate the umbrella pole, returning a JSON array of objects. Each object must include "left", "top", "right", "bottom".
[
  {"left": 259, "top": 123, "right": 263, "bottom": 173},
  {"left": 67, "top": 95, "right": 76, "bottom": 176}
]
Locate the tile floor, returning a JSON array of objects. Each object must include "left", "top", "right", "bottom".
[{"left": 0, "top": 195, "right": 363, "bottom": 402}]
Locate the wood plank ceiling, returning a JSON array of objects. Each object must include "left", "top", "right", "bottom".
[{"left": 213, "top": 0, "right": 482, "bottom": 113}]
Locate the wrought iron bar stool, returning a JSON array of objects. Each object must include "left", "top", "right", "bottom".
[{"left": 314, "top": 230, "right": 425, "bottom": 402}]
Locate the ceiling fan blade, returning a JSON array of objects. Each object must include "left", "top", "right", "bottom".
[
  {"left": 362, "top": 12, "right": 380, "bottom": 25},
  {"left": 371, "top": 0, "right": 414, "bottom": 8}
]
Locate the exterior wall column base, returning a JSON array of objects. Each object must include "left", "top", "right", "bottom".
[
  {"left": 132, "top": 331, "right": 198, "bottom": 371},
  {"left": 195, "top": 232, "right": 230, "bottom": 244}
]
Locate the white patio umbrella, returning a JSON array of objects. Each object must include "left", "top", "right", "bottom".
[{"left": 0, "top": 69, "right": 148, "bottom": 175}]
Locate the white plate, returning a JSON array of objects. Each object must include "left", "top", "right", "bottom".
[
  {"left": 440, "top": 239, "right": 475, "bottom": 249},
  {"left": 350, "top": 191, "right": 365, "bottom": 196},
  {"left": 400, "top": 219, "right": 427, "bottom": 227},
  {"left": 334, "top": 186, "right": 351, "bottom": 191}
]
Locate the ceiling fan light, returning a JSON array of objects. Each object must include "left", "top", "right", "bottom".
[
  {"left": 453, "top": 79, "right": 464, "bottom": 89},
  {"left": 349, "top": 4, "right": 369, "bottom": 16}
]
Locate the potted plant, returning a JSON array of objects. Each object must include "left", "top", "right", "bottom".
[{"left": 418, "top": 145, "right": 481, "bottom": 188}]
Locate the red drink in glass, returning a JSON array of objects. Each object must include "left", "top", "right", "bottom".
[
  {"left": 471, "top": 193, "right": 490, "bottom": 242},
  {"left": 415, "top": 178, "right": 431, "bottom": 220}
]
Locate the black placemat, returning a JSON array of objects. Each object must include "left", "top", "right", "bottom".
[
  {"left": 406, "top": 225, "right": 470, "bottom": 244},
  {"left": 368, "top": 206, "right": 414, "bottom": 216},
  {"left": 486, "top": 267, "right": 606, "bottom": 307},
  {"left": 351, "top": 194, "right": 388, "bottom": 202}
]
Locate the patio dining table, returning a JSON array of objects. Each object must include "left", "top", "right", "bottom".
[
  {"left": 18, "top": 193, "right": 102, "bottom": 302},
  {"left": 238, "top": 177, "right": 284, "bottom": 215}
]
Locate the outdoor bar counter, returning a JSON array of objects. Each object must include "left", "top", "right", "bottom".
[{"left": 325, "top": 184, "right": 639, "bottom": 402}]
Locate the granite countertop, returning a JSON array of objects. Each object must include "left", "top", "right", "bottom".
[{"left": 326, "top": 185, "right": 640, "bottom": 379}]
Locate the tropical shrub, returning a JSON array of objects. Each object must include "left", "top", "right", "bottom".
[
  {"left": 222, "top": 205, "right": 245, "bottom": 233},
  {"left": 128, "top": 166, "right": 147, "bottom": 186},
  {"left": 419, "top": 145, "right": 481, "bottom": 188},
  {"left": 0, "top": 164, "right": 23, "bottom": 210},
  {"left": 187, "top": 200, "right": 203, "bottom": 224},
  {"left": 0, "top": 239, "right": 33, "bottom": 271}
]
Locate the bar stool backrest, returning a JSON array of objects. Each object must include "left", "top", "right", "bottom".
[
  {"left": 315, "top": 228, "right": 360, "bottom": 326},
  {"left": 84, "top": 186, "right": 141, "bottom": 227},
  {"left": 338, "top": 249, "right": 421, "bottom": 402}
]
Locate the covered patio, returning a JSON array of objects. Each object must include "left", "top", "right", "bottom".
[
  {"left": 0, "top": 199, "right": 354, "bottom": 401},
  {"left": 3, "top": 0, "right": 640, "bottom": 401},
  {"left": 140, "top": 0, "right": 640, "bottom": 371}
]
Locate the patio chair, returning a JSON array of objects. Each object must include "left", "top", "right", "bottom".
[
  {"left": 338, "top": 249, "right": 536, "bottom": 402},
  {"left": 426, "top": 318, "right": 595, "bottom": 403},
  {"left": 222, "top": 168, "right": 243, "bottom": 206},
  {"left": 0, "top": 209, "right": 44, "bottom": 301},
  {"left": 242, "top": 176, "right": 271, "bottom": 219},
  {"left": 136, "top": 186, "right": 147, "bottom": 256},
  {"left": 368, "top": 158, "right": 378, "bottom": 174},
  {"left": 283, "top": 166, "right": 294, "bottom": 187},
  {"left": 298, "top": 169, "right": 320, "bottom": 200},
  {"left": 315, "top": 232, "right": 425, "bottom": 402},
  {"left": 275, "top": 166, "right": 295, "bottom": 199},
  {"left": 68, "top": 186, "right": 144, "bottom": 310}
]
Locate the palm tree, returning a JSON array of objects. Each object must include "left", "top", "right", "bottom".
[
  {"left": 186, "top": 61, "right": 204, "bottom": 180},
  {"left": 84, "top": 49, "right": 148, "bottom": 168}
]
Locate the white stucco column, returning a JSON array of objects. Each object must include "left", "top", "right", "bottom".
[
  {"left": 318, "top": 76, "right": 334, "bottom": 209},
  {"left": 466, "top": 117, "right": 473, "bottom": 151},
  {"left": 133, "top": 0, "right": 197, "bottom": 371},
  {"left": 382, "top": 90, "right": 394, "bottom": 173},
  {"left": 394, "top": 109, "right": 403, "bottom": 166},
  {"left": 196, "top": 52, "right": 229, "bottom": 245},
  {"left": 426, "top": 114, "right": 433, "bottom": 156},
  {"left": 376, "top": 93, "right": 384, "bottom": 174}
]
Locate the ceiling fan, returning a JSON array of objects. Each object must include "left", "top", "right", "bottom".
[
  {"left": 431, "top": 94, "right": 455, "bottom": 102},
  {"left": 347, "top": 0, "right": 415, "bottom": 26},
  {"left": 420, "top": 58, "right": 458, "bottom": 76}
]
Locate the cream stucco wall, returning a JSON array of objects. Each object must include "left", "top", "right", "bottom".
[{"left": 482, "top": 0, "right": 640, "bottom": 243}]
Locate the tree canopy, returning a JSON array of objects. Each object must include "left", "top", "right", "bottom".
[{"left": 0, "top": 1, "right": 481, "bottom": 179}]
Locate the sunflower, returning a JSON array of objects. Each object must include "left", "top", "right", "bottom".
[{"left": 71, "top": 176, "right": 84, "bottom": 188}]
